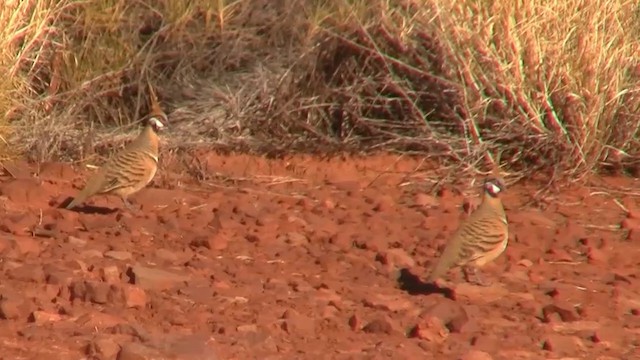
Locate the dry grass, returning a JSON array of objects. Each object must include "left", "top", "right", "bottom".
[{"left": 1, "top": 0, "right": 640, "bottom": 182}]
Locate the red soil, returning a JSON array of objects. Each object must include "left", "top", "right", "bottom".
[{"left": 0, "top": 152, "right": 638, "bottom": 359}]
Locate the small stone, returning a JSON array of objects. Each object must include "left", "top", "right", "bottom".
[
  {"left": 0, "top": 298, "right": 29, "bottom": 320},
  {"left": 87, "top": 336, "right": 120, "bottom": 358},
  {"left": 376, "top": 248, "right": 415, "bottom": 269},
  {"left": 459, "top": 350, "right": 494, "bottom": 360},
  {"left": 414, "top": 193, "right": 439, "bottom": 208},
  {"left": 122, "top": 285, "right": 147, "bottom": 309},
  {"left": 128, "top": 265, "right": 188, "bottom": 291},
  {"left": 362, "top": 294, "right": 413, "bottom": 312},
  {"left": 71, "top": 281, "right": 112, "bottom": 304},
  {"left": 104, "top": 251, "right": 133, "bottom": 261},
  {"left": 470, "top": 333, "right": 500, "bottom": 353},
  {"left": 280, "top": 309, "right": 316, "bottom": 338},
  {"left": 66, "top": 236, "right": 87, "bottom": 247},
  {"left": 75, "top": 311, "right": 126, "bottom": 329},
  {"left": 541, "top": 334, "right": 583, "bottom": 355},
  {"left": 189, "top": 234, "right": 228, "bottom": 251},
  {"left": 348, "top": 314, "right": 360, "bottom": 331},
  {"left": 409, "top": 316, "right": 448, "bottom": 343},
  {"left": 154, "top": 249, "right": 179, "bottom": 263},
  {"left": 29, "top": 310, "right": 62, "bottom": 324},
  {"left": 101, "top": 265, "right": 121, "bottom": 284},
  {"left": 620, "top": 217, "right": 640, "bottom": 230},
  {"left": 80, "top": 249, "right": 104, "bottom": 258},
  {"left": 627, "top": 229, "right": 640, "bottom": 242},
  {"left": 277, "top": 232, "right": 309, "bottom": 246},
  {"left": 372, "top": 195, "right": 395, "bottom": 212},
  {"left": 586, "top": 247, "right": 607, "bottom": 264},
  {"left": 591, "top": 325, "right": 626, "bottom": 349},
  {"left": 8, "top": 264, "right": 46, "bottom": 283},
  {"left": 542, "top": 302, "right": 580, "bottom": 323},
  {"left": 324, "top": 199, "right": 336, "bottom": 209},
  {"left": 11, "top": 236, "right": 42, "bottom": 255},
  {"left": 162, "top": 333, "right": 219, "bottom": 360},
  {"left": 236, "top": 324, "right": 259, "bottom": 333},
  {"left": 44, "top": 266, "right": 74, "bottom": 286},
  {"left": 362, "top": 317, "right": 395, "bottom": 334},
  {"left": 545, "top": 247, "right": 574, "bottom": 262},
  {"left": 421, "top": 298, "right": 469, "bottom": 333},
  {"left": 517, "top": 259, "right": 533, "bottom": 267},
  {"left": 117, "top": 342, "right": 161, "bottom": 360}
]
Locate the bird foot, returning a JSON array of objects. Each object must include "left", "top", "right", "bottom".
[
  {"left": 462, "top": 266, "right": 493, "bottom": 287},
  {"left": 122, "top": 198, "right": 137, "bottom": 212}
]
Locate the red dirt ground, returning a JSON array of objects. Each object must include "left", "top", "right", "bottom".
[{"left": 0, "top": 151, "right": 638, "bottom": 360}]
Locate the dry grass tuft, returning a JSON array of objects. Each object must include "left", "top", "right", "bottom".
[{"left": 1, "top": 0, "right": 640, "bottom": 182}]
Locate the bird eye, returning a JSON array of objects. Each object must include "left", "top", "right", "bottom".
[
  {"left": 149, "top": 117, "right": 165, "bottom": 128},
  {"left": 486, "top": 182, "right": 501, "bottom": 194}
]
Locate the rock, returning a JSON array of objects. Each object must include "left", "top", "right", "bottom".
[
  {"left": 376, "top": 248, "right": 416, "bottom": 269},
  {"left": 87, "top": 336, "right": 121, "bottom": 359},
  {"left": 11, "top": 236, "right": 42, "bottom": 255},
  {"left": 122, "top": 285, "right": 147, "bottom": 309},
  {"left": 29, "top": 310, "right": 62, "bottom": 324},
  {"left": 154, "top": 248, "right": 179, "bottom": 263},
  {"left": 160, "top": 333, "right": 219, "bottom": 360},
  {"left": 72, "top": 281, "right": 112, "bottom": 305},
  {"left": 190, "top": 233, "right": 228, "bottom": 251},
  {"left": 409, "top": 316, "right": 448, "bottom": 343},
  {"left": 277, "top": 232, "right": 309, "bottom": 246},
  {"left": 0, "top": 298, "right": 30, "bottom": 320},
  {"left": 414, "top": 193, "right": 439, "bottom": 208},
  {"left": 66, "top": 235, "right": 87, "bottom": 247},
  {"left": 237, "top": 324, "right": 259, "bottom": 333},
  {"left": 620, "top": 217, "right": 640, "bottom": 230},
  {"left": 127, "top": 265, "right": 188, "bottom": 291},
  {"left": 235, "top": 324, "right": 278, "bottom": 353},
  {"left": 517, "top": 259, "right": 533, "bottom": 267},
  {"left": 591, "top": 325, "right": 626, "bottom": 349},
  {"left": 454, "top": 282, "right": 510, "bottom": 303},
  {"left": 541, "top": 334, "right": 583, "bottom": 355},
  {"left": 421, "top": 297, "right": 469, "bottom": 333},
  {"left": 542, "top": 302, "right": 580, "bottom": 323},
  {"left": 459, "top": 350, "right": 494, "bottom": 360},
  {"left": 117, "top": 342, "right": 161, "bottom": 360},
  {"left": 74, "top": 311, "right": 126, "bottom": 329},
  {"left": 361, "top": 317, "right": 395, "bottom": 334},
  {"left": 105, "top": 250, "right": 133, "bottom": 261},
  {"left": 362, "top": 293, "right": 413, "bottom": 312},
  {"left": 280, "top": 309, "right": 316, "bottom": 338},
  {"left": 372, "top": 195, "right": 395, "bottom": 212},
  {"left": 100, "top": 265, "right": 121, "bottom": 284},
  {"left": 8, "top": 264, "right": 46, "bottom": 283},
  {"left": 80, "top": 249, "right": 104, "bottom": 258},
  {"left": 586, "top": 246, "right": 607, "bottom": 264},
  {"left": 348, "top": 314, "right": 361, "bottom": 331},
  {"left": 178, "top": 284, "right": 216, "bottom": 304},
  {"left": 44, "top": 265, "right": 74, "bottom": 286},
  {"left": 470, "top": 333, "right": 500, "bottom": 353}
]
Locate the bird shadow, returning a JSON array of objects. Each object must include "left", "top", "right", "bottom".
[
  {"left": 57, "top": 197, "right": 118, "bottom": 215},
  {"left": 397, "top": 268, "right": 455, "bottom": 300}
]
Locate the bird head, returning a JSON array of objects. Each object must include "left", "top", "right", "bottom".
[{"left": 483, "top": 176, "right": 506, "bottom": 198}]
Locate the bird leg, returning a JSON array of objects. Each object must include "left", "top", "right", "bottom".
[
  {"left": 121, "top": 197, "right": 135, "bottom": 211},
  {"left": 462, "top": 266, "right": 493, "bottom": 287}
]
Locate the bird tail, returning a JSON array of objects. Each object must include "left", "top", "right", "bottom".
[
  {"left": 425, "top": 255, "right": 454, "bottom": 283},
  {"left": 65, "top": 171, "right": 105, "bottom": 209}
]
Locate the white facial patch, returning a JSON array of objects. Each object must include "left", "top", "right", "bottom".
[
  {"left": 486, "top": 182, "right": 501, "bottom": 195},
  {"left": 148, "top": 116, "right": 165, "bottom": 129}
]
